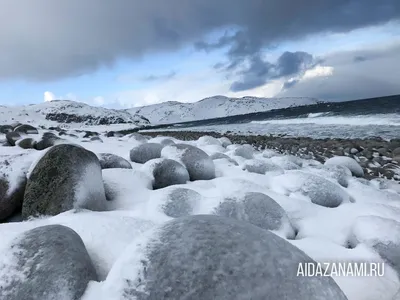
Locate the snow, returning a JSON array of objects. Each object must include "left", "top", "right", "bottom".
[
  {"left": 129, "top": 96, "right": 321, "bottom": 124},
  {"left": 0, "top": 100, "right": 149, "bottom": 129},
  {"left": 1, "top": 128, "right": 400, "bottom": 300}
]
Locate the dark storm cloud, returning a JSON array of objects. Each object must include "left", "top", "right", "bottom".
[
  {"left": 277, "top": 42, "right": 400, "bottom": 101},
  {"left": 230, "top": 51, "right": 316, "bottom": 92},
  {"left": 0, "top": 0, "right": 399, "bottom": 81}
]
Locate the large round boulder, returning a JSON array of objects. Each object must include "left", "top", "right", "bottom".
[
  {"left": 161, "top": 188, "right": 201, "bottom": 218},
  {"left": 233, "top": 144, "right": 254, "bottom": 159},
  {"left": 0, "top": 225, "right": 98, "bottom": 300},
  {"left": 242, "top": 159, "right": 284, "bottom": 174},
  {"left": 214, "top": 192, "right": 294, "bottom": 238},
  {"left": 0, "top": 156, "right": 30, "bottom": 222},
  {"left": 271, "top": 171, "right": 352, "bottom": 208},
  {"left": 130, "top": 143, "right": 164, "bottom": 164},
  {"left": 35, "top": 132, "right": 62, "bottom": 150},
  {"left": 109, "top": 215, "right": 348, "bottom": 300},
  {"left": 97, "top": 153, "right": 132, "bottom": 169},
  {"left": 325, "top": 156, "right": 364, "bottom": 177},
  {"left": 22, "top": 144, "right": 107, "bottom": 219},
  {"left": 0, "top": 125, "right": 13, "bottom": 134},
  {"left": 5, "top": 131, "right": 22, "bottom": 146},
  {"left": 161, "top": 144, "right": 216, "bottom": 181},
  {"left": 145, "top": 158, "right": 190, "bottom": 190},
  {"left": 210, "top": 152, "right": 238, "bottom": 166},
  {"left": 16, "top": 137, "right": 37, "bottom": 149},
  {"left": 13, "top": 124, "right": 39, "bottom": 134}
]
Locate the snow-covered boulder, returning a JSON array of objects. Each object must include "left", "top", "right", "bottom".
[
  {"left": 271, "top": 171, "right": 352, "bottom": 208},
  {"left": 214, "top": 192, "right": 295, "bottom": 238},
  {"left": 5, "top": 131, "right": 22, "bottom": 146},
  {"left": 210, "top": 152, "right": 238, "bottom": 165},
  {"left": 349, "top": 216, "right": 400, "bottom": 276},
  {"left": 145, "top": 158, "right": 190, "bottom": 190},
  {"left": 16, "top": 138, "right": 36, "bottom": 149},
  {"left": 233, "top": 144, "right": 254, "bottom": 159},
  {"left": 106, "top": 215, "right": 347, "bottom": 300},
  {"left": 22, "top": 144, "right": 107, "bottom": 218},
  {"left": 148, "top": 136, "right": 175, "bottom": 146},
  {"left": 127, "top": 133, "right": 148, "bottom": 143},
  {"left": 270, "top": 155, "right": 302, "bottom": 170},
  {"left": 219, "top": 136, "right": 232, "bottom": 148},
  {"left": 161, "top": 188, "right": 201, "bottom": 218},
  {"left": 13, "top": 124, "right": 39, "bottom": 135},
  {"left": 242, "top": 159, "right": 284, "bottom": 174},
  {"left": 0, "top": 154, "right": 32, "bottom": 221},
  {"left": 197, "top": 135, "right": 222, "bottom": 147},
  {"left": 325, "top": 156, "right": 364, "bottom": 177},
  {"left": 0, "top": 125, "right": 13, "bottom": 134},
  {"left": 35, "top": 132, "right": 63, "bottom": 150},
  {"left": 0, "top": 225, "right": 97, "bottom": 300},
  {"left": 130, "top": 143, "right": 164, "bottom": 164},
  {"left": 97, "top": 153, "right": 132, "bottom": 169},
  {"left": 161, "top": 144, "right": 215, "bottom": 181},
  {"left": 312, "top": 165, "right": 352, "bottom": 187}
]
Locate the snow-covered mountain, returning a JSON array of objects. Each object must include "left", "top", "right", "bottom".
[
  {"left": 0, "top": 100, "right": 150, "bottom": 129},
  {"left": 128, "top": 96, "right": 323, "bottom": 124}
]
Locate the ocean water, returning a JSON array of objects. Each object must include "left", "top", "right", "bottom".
[{"left": 145, "top": 95, "right": 400, "bottom": 140}]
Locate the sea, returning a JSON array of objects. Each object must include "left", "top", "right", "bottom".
[{"left": 144, "top": 95, "right": 400, "bottom": 140}]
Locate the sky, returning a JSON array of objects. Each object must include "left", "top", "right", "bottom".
[{"left": 0, "top": 1, "right": 399, "bottom": 108}]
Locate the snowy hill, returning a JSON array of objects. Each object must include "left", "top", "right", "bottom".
[
  {"left": 0, "top": 100, "right": 150, "bottom": 129},
  {"left": 128, "top": 96, "right": 323, "bottom": 124}
]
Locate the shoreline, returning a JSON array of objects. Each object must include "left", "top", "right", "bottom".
[{"left": 141, "top": 130, "right": 400, "bottom": 181}]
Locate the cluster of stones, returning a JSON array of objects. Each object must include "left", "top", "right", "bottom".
[
  {"left": 0, "top": 127, "right": 381, "bottom": 299},
  {"left": 142, "top": 130, "right": 400, "bottom": 180}
]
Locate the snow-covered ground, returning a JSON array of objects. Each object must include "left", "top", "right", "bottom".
[
  {"left": 1, "top": 128, "right": 400, "bottom": 299},
  {"left": 129, "top": 96, "right": 321, "bottom": 124}
]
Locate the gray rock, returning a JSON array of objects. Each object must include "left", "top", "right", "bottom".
[
  {"left": 0, "top": 154, "right": 30, "bottom": 221},
  {"left": 149, "top": 159, "right": 190, "bottom": 189},
  {"left": 242, "top": 159, "right": 283, "bottom": 174},
  {"left": 214, "top": 192, "right": 294, "bottom": 237},
  {"left": 233, "top": 144, "right": 254, "bottom": 159},
  {"left": 325, "top": 156, "right": 364, "bottom": 177},
  {"left": 209, "top": 152, "right": 238, "bottom": 165},
  {"left": 160, "top": 138, "right": 175, "bottom": 146},
  {"left": 35, "top": 132, "right": 62, "bottom": 150},
  {"left": 6, "top": 132, "right": 22, "bottom": 146},
  {"left": 280, "top": 171, "right": 351, "bottom": 208},
  {"left": 119, "top": 215, "right": 347, "bottom": 300},
  {"left": 0, "top": 125, "right": 13, "bottom": 134},
  {"left": 0, "top": 224, "right": 97, "bottom": 300},
  {"left": 22, "top": 144, "right": 107, "bottom": 219},
  {"left": 128, "top": 133, "right": 148, "bottom": 143},
  {"left": 161, "top": 188, "right": 201, "bottom": 218},
  {"left": 16, "top": 138, "right": 36, "bottom": 149},
  {"left": 90, "top": 136, "right": 103, "bottom": 142},
  {"left": 162, "top": 144, "right": 216, "bottom": 181},
  {"left": 219, "top": 137, "right": 232, "bottom": 147},
  {"left": 392, "top": 147, "right": 400, "bottom": 157},
  {"left": 349, "top": 216, "right": 400, "bottom": 277},
  {"left": 13, "top": 124, "right": 39, "bottom": 134},
  {"left": 97, "top": 153, "right": 132, "bottom": 169},
  {"left": 319, "top": 165, "right": 352, "bottom": 188},
  {"left": 130, "top": 143, "right": 164, "bottom": 164},
  {"left": 198, "top": 135, "right": 221, "bottom": 146}
]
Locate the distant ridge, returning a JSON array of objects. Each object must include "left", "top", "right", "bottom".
[{"left": 128, "top": 96, "right": 322, "bottom": 124}]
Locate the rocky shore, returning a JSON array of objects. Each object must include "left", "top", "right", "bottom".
[{"left": 141, "top": 130, "right": 400, "bottom": 181}]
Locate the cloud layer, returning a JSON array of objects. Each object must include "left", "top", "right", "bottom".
[{"left": 1, "top": 0, "right": 399, "bottom": 81}]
